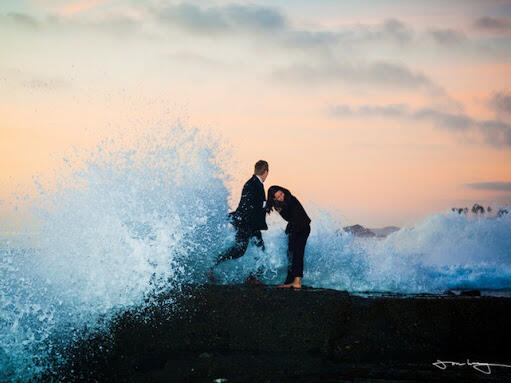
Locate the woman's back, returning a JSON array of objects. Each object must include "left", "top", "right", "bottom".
[{"left": 278, "top": 195, "right": 311, "bottom": 233}]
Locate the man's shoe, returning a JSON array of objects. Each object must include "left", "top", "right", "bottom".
[
  {"left": 245, "top": 275, "right": 264, "bottom": 286},
  {"left": 207, "top": 268, "right": 216, "bottom": 283}
]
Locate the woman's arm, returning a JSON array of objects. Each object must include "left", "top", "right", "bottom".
[{"left": 278, "top": 205, "right": 291, "bottom": 221}]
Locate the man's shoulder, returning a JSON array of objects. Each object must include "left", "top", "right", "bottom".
[
  {"left": 244, "top": 175, "right": 258, "bottom": 186},
  {"left": 241, "top": 176, "right": 257, "bottom": 195}
]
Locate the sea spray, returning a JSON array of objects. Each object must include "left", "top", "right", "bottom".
[
  {"left": 0, "top": 124, "right": 233, "bottom": 380},
  {"left": 366, "top": 210, "right": 511, "bottom": 292},
  {"left": 1, "top": 124, "right": 511, "bottom": 380}
]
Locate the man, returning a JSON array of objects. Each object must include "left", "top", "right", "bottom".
[{"left": 210, "top": 160, "right": 269, "bottom": 284}]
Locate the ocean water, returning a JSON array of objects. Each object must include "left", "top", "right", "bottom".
[{"left": 1, "top": 125, "right": 510, "bottom": 380}]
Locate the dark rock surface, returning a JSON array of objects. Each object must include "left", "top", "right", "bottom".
[{"left": 56, "top": 285, "right": 511, "bottom": 382}]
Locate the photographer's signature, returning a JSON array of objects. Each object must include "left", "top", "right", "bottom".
[{"left": 433, "top": 359, "right": 511, "bottom": 375}]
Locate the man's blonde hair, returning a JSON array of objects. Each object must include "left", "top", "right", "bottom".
[{"left": 254, "top": 160, "right": 269, "bottom": 175}]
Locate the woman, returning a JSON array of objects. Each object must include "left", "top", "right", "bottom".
[{"left": 267, "top": 186, "right": 311, "bottom": 289}]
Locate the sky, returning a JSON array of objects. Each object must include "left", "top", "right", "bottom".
[{"left": 1, "top": 0, "right": 511, "bottom": 227}]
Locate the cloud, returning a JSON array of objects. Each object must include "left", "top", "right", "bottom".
[
  {"left": 0, "top": 4, "right": 474, "bottom": 104},
  {"left": 274, "top": 17, "right": 465, "bottom": 54},
  {"left": 4, "top": 4, "right": 286, "bottom": 40},
  {"left": 337, "top": 18, "right": 414, "bottom": 45},
  {"left": 153, "top": 7, "right": 414, "bottom": 47},
  {"left": 328, "top": 102, "right": 511, "bottom": 147},
  {"left": 428, "top": 28, "right": 466, "bottom": 45},
  {"left": 0, "top": 6, "right": 469, "bottom": 66},
  {"left": 153, "top": 3, "right": 286, "bottom": 35},
  {"left": 489, "top": 91, "right": 511, "bottom": 115},
  {"left": 279, "top": 18, "right": 428, "bottom": 50},
  {"left": 465, "top": 182, "right": 511, "bottom": 191},
  {"left": 272, "top": 60, "right": 440, "bottom": 91},
  {"left": 330, "top": 104, "right": 410, "bottom": 117},
  {"left": 478, "top": 119, "right": 511, "bottom": 146},
  {"left": 380, "top": 18, "right": 413, "bottom": 44},
  {"left": 0, "top": 12, "right": 39, "bottom": 28},
  {"left": 297, "top": 18, "right": 466, "bottom": 48},
  {"left": 330, "top": 103, "right": 473, "bottom": 130},
  {"left": 0, "top": 3, "right": 471, "bottom": 52},
  {"left": 411, "top": 108, "right": 474, "bottom": 131},
  {"left": 5, "top": 4, "right": 467, "bottom": 52},
  {"left": 474, "top": 16, "right": 511, "bottom": 32},
  {"left": 282, "top": 29, "right": 340, "bottom": 50}
]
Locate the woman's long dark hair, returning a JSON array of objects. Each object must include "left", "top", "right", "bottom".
[{"left": 266, "top": 185, "right": 292, "bottom": 212}]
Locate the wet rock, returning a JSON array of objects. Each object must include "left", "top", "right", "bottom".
[{"left": 57, "top": 285, "right": 511, "bottom": 382}]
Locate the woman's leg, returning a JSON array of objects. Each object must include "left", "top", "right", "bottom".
[
  {"left": 279, "top": 228, "right": 309, "bottom": 288},
  {"left": 284, "top": 233, "right": 295, "bottom": 284},
  {"left": 290, "top": 229, "right": 309, "bottom": 279}
]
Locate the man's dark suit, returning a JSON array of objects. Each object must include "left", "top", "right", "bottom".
[{"left": 216, "top": 175, "right": 267, "bottom": 264}]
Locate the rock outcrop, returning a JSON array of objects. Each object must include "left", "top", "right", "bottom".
[
  {"left": 343, "top": 224, "right": 400, "bottom": 238},
  {"left": 55, "top": 285, "right": 511, "bottom": 382},
  {"left": 369, "top": 226, "right": 400, "bottom": 237},
  {"left": 343, "top": 224, "right": 376, "bottom": 238}
]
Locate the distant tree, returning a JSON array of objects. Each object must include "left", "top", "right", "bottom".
[
  {"left": 471, "top": 203, "right": 485, "bottom": 214},
  {"left": 498, "top": 208, "right": 509, "bottom": 217}
]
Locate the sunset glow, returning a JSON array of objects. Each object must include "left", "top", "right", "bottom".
[{"left": 1, "top": 0, "right": 510, "bottom": 227}]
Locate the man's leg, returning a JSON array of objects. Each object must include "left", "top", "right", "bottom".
[
  {"left": 252, "top": 230, "right": 265, "bottom": 251},
  {"left": 216, "top": 227, "right": 251, "bottom": 265},
  {"left": 246, "top": 230, "right": 266, "bottom": 283},
  {"left": 209, "top": 228, "right": 251, "bottom": 282}
]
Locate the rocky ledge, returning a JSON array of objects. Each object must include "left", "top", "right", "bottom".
[{"left": 56, "top": 285, "right": 511, "bottom": 382}]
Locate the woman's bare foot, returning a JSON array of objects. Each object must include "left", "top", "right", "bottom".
[{"left": 278, "top": 277, "right": 302, "bottom": 289}]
